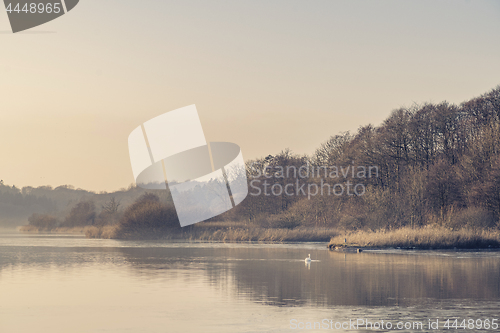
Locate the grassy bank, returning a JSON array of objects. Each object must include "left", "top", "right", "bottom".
[
  {"left": 19, "top": 225, "right": 93, "bottom": 234},
  {"left": 85, "top": 222, "right": 337, "bottom": 242},
  {"left": 329, "top": 226, "right": 500, "bottom": 249}
]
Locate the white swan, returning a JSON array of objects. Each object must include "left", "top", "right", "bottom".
[{"left": 305, "top": 254, "right": 311, "bottom": 262}]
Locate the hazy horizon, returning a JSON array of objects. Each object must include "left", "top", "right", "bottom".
[{"left": 1, "top": 0, "right": 500, "bottom": 192}]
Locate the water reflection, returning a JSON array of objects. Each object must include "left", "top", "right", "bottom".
[
  {"left": 114, "top": 246, "right": 500, "bottom": 307},
  {"left": 1, "top": 236, "right": 500, "bottom": 309}
]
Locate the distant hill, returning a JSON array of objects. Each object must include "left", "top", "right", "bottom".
[{"left": 0, "top": 182, "right": 164, "bottom": 227}]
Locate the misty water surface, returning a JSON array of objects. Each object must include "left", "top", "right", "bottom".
[{"left": 0, "top": 232, "right": 499, "bottom": 332}]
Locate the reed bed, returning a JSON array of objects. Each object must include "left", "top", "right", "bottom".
[
  {"left": 85, "top": 224, "right": 337, "bottom": 242},
  {"left": 329, "top": 226, "right": 500, "bottom": 249},
  {"left": 186, "top": 227, "right": 336, "bottom": 242}
]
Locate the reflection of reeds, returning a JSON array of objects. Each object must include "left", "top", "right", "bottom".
[{"left": 329, "top": 226, "right": 500, "bottom": 249}]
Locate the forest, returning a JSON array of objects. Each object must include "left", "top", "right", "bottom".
[
  {"left": 4, "top": 85, "right": 500, "bottom": 243},
  {"left": 230, "top": 85, "right": 500, "bottom": 232}
]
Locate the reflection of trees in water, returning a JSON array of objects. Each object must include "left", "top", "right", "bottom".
[
  {"left": 115, "top": 247, "right": 500, "bottom": 307},
  {"left": 321, "top": 251, "right": 500, "bottom": 306},
  {"left": 1, "top": 244, "right": 500, "bottom": 308}
]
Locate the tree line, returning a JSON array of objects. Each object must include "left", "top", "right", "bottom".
[
  {"left": 225, "top": 85, "right": 500, "bottom": 230},
  {"left": 14, "top": 85, "right": 500, "bottom": 233}
]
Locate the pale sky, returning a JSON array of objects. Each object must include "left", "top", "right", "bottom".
[{"left": 1, "top": 0, "right": 499, "bottom": 192}]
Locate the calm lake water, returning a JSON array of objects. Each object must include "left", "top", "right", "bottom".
[{"left": 0, "top": 232, "right": 499, "bottom": 333}]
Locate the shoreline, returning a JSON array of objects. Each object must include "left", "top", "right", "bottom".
[
  {"left": 16, "top": 224, "right": 500, "bottom": 250},
  {"left": 18, "top": 224, "right": 337, "bottom": 243}
]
